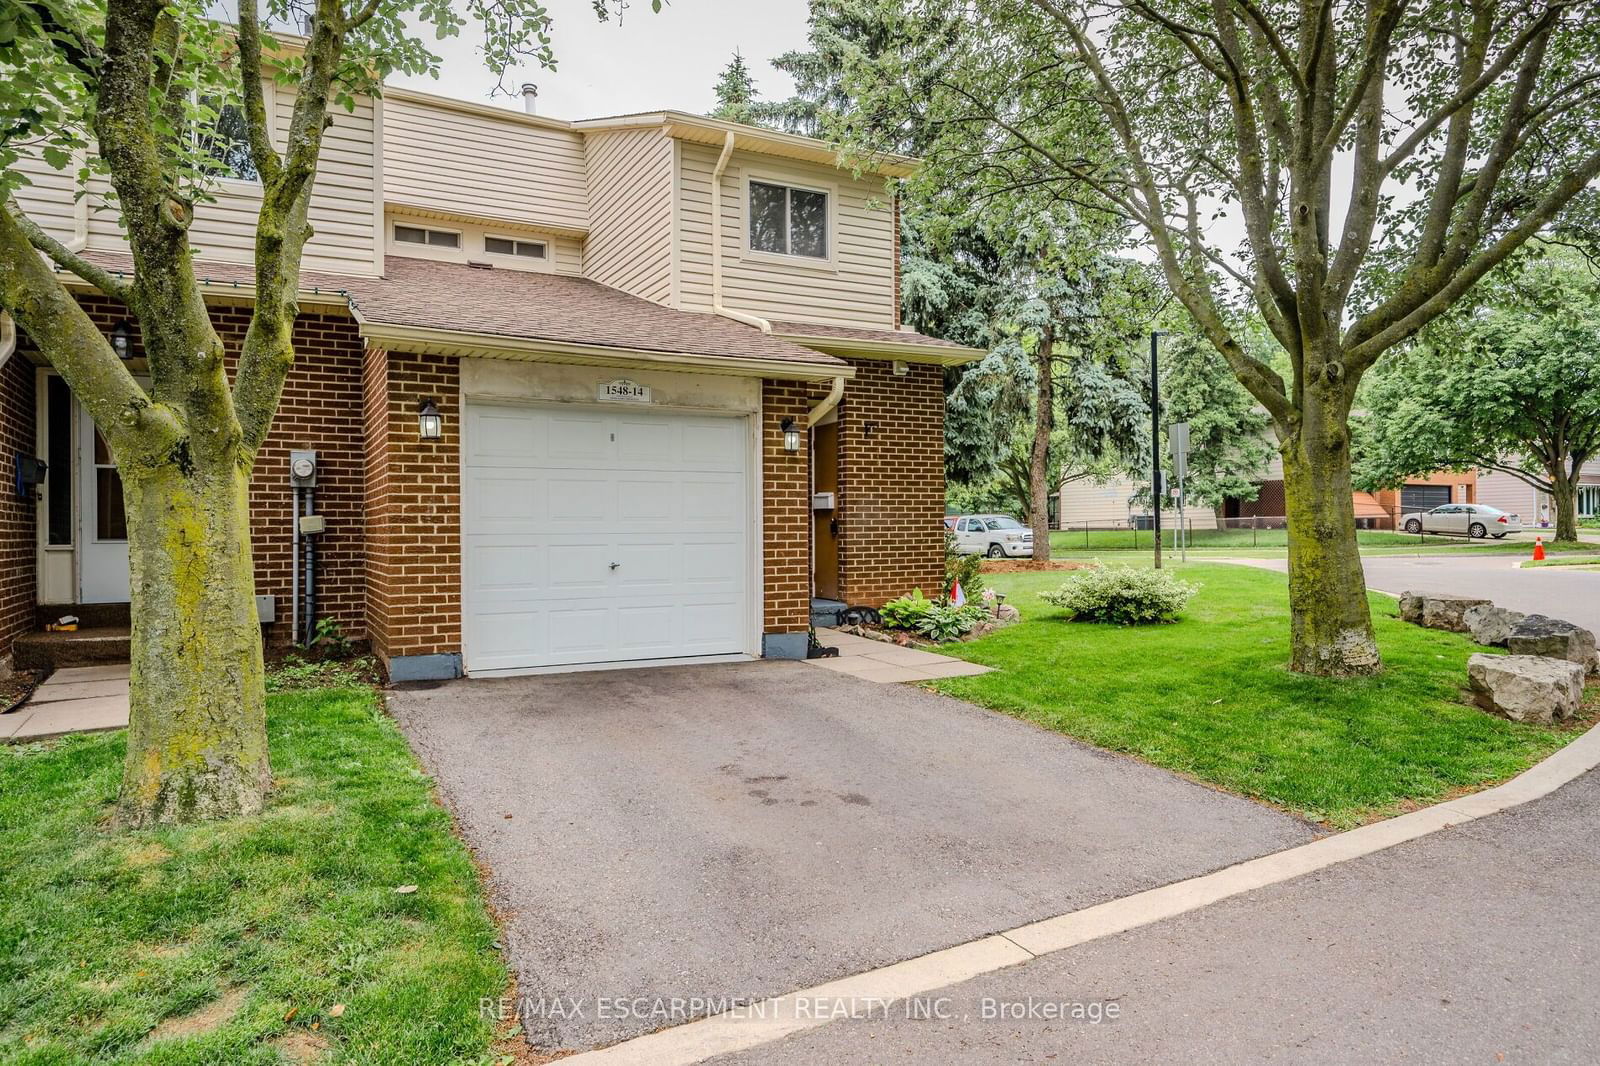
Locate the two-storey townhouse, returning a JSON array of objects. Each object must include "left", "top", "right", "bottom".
[{"left": 0, "top": 79, "right": 979, "bottom": 681}]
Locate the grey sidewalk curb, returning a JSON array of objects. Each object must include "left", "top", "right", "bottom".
[{"left": 561, "top": 720, "right": 1600, "bottom": 1066}]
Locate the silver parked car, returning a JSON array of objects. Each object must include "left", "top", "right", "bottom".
[
  {"left": 1400, "top": 503, "right": 1522, "bottom": 539},
  {"left": 949, "top": 514, "right": 1035, "bottom": 557}
]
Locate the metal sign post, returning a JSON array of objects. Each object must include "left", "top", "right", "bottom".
[{"left": 1169, "top": 422, "right": 1190, "bottom": 563}]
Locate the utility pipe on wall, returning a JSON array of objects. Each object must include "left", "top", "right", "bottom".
[{"left": 710, "top": 131, "right": 773, "bottom": 334}]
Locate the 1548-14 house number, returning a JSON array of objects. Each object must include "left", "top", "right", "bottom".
[{"left": 597, "top": 378, "right": 652, "bottom": 403}]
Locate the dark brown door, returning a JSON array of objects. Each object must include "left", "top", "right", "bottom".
[{"left": 813, "top": 422, "right": 840, "bottom": 600}]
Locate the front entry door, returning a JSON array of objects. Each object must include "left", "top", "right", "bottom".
[
  {"left": 813, "top": 422, "right": 840, "bottom": 600},
  {"left": 78, "top": 401, "right": 131, "bottom": 603}
]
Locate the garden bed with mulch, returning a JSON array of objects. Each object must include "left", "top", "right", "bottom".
[
  {"left": 0, "top": 669, "right": 44, "bottom": 716},
  {"left": 980, "top": 559, "right": 1098, "bottom": 573}
]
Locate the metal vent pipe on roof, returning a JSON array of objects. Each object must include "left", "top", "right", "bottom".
[{"left": 520, "top": 83, "right": 539, "bottom": 115}]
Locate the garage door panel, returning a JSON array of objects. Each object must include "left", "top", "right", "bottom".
[
  {"left": 467, "top": 475, "right": 543, "bottom": 525},
  {"left": 463, "top": 402, "right": 751, "bottom": 673}
]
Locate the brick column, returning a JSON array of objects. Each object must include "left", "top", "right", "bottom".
[
  {"left": 0, "top": 351, "right": 37, "bottom": 672},
  {"left": 761, "top": 379, "right": 812, "bottom": 657},
  {"left": 836, "top": 359, "right": 946, "bottom": 606},
  {"left": 362, "top": 347, "right": 462, "bottom": 680}
]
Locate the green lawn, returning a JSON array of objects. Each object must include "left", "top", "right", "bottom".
[
  {"left": 1048, "top": 529, "right": 1592, "bottom": 558},
  {"left": 0, "top": 688, "right": 506, "bottom": 1065},
  {"left": 933, "top": 564, "right": 1589, "bottom": 828}
]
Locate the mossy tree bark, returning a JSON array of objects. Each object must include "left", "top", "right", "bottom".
[
  {"left": 0, "top": 0, "right": 347, "bottom": 825},
  {"left": 1028, "top": 328, "right": 1056, "bottom": 562},
  {"left": 1549, "top": 474, "right": 1580, "bottom": 543}
]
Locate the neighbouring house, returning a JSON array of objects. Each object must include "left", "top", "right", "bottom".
[
  {"left": 0, "top": 77, "right": 979, "bottom": 680},
  {"left": 1477, "top": 463, "right": 1600, "bottom": 528},
  {"left": 1059, "top": 456, "right": 1476, "bottom": 531}
]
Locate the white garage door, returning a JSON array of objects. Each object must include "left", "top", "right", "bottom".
[{"left": 463, "top": 401, "right": 751, "bottom": 673}]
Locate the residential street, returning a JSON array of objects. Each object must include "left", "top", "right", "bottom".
[
  {"left": 1232, "top": 553, "right": 1600, "bottom": 634},
  {"left": 389, "top": 661, "right": 1314, "bottom": 1050},
  {"left": 714, "top": 767, "right": 1600, "bottom": 1065}
]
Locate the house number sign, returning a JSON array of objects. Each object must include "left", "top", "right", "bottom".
[{"left": 597, "top": 378, "right": 652, "bottom": 403}]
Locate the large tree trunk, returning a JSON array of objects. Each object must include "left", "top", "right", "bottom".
[
  {"left": 1281, "top": 384, "right": 1382, "bottom": 677},
  {"left": 1029, "top": 332, "right": 1055, "bottom": 562},
  {"left": 116, "top": 442, "right": 270, "bottom": 826},
  {"left": 1549, "top": 471, "right": 1580, "bottom": 543}
]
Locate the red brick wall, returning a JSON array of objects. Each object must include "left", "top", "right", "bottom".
[
  {"left": 11, "top": 295, "right": 368, "bottom": 653},
  {"left": 762, "top": 380, "right": 812, "bottom": 636},
  {"left": 0, "top": 351, "right": 37, "bottom": 669},
  {"left": 361, "top": 348, "right": 461, "bottom": 666},
  {"left": 836, "top": 358, "right": 946, "bottom": 607}
]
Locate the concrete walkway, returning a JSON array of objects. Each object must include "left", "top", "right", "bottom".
[
  {"left": 0, "top": 664, "right": 130, "bottom": 742},
  {"left": 804, "top": 629, "right": 992, "bottom": 683}
]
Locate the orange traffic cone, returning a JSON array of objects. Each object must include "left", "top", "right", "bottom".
[{"left": 1533, "top": 536, "right": 1546, "bottom": 561}]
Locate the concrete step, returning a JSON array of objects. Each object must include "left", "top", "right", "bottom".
[
  {"left": 36, "top": 603, "right": 132, "bottom": 630},
  {"left": 14, "top": 627, "right": 132, "bottom": 673}
]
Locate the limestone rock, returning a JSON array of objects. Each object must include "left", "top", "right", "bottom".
[
  {"left": 997, "top": 604, "right": 1021, "bottom": 622},
  {"left": 1420, "top": 596, "right": 1493, "bottom": 633},
  {"left": 1508, "top": 615, "right": 1599, "bottom": 675},
  {"left": 1467, "top": 653, "right": 1586, "bottom": 724},
  {"left": 1464, "top": 604, "right": 1526, "bottom": 647},
  {"left": 1399, "top": 592, "right": 1425, "bottom": 624}
]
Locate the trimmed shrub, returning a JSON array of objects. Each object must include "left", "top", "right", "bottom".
[
  {"left": 1040, "top": 565, "right": 1199, "bottom": 625},
  {"left": 944, "top": 530, "right": 984, "bottom": 599}
]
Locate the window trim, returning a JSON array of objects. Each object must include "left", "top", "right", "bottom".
[
  {"left": 484, "top": 233, "right": 549, "bottom": 261},
  {"left": 393, "top": 222, "right": 463, "bottom": 251},
  {"left": 741, "top": 170, "right": 838, "bottom": 271}
]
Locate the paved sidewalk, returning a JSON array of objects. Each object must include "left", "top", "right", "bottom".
[
  {"left": 804, "top": 629, "right": 991, "bottom": 683},
  {"left": 0, "top": 664, "right": 130, "bottom": 742}
]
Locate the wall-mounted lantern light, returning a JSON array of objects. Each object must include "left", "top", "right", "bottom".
[
  {"left": 109, "top": 320, "right": 134, "bottom": 360},
  {"left": 780, "top": 416, "right": 801, "bottom": 453},
  {"left": 418, "top": 399, "right": 443, "bottom": 440}
]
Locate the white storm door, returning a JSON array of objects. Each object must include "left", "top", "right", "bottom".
[
  {"left": 78, "top": 400, "right": 132, "bottom": 604},
  {"left": 463, "top": 401, "right": 750, "bottom": 673}
]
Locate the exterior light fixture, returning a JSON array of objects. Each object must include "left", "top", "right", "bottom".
[
  {"left": 417, "top": 399, "right": 443, "bottom": 440},
  {"left": 109, "top": 320, "right": 134, "bottom": 360},
  {"left": 780, "top": 416, "right": 801, "bottom": 453}
]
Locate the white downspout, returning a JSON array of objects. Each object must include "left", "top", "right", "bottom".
[
  {"left": 0, "top": 313, "right": 14, "bottom": 368},
  {"left": 808, "top": 376, "right": 844, "bottom": 424},
  {"left": 710, "top": 131, "right": 772, "bottom": 334}
]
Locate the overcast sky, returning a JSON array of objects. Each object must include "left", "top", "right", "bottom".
[{"left": 386, "top": 0, "right": 813, "bottom": 120}]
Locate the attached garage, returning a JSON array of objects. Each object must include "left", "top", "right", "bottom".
[
  {"left": 1401, "top": 484, "right": 1452, "bottom": 513},
  {"left": 462, "top": 398, "right": 753, "bottom": 674}
]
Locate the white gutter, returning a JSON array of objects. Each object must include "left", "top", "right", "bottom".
[
  {"left": 808, "top": 375, "right": 845, "bottom": 423},
  {"left": 709, "top": 131, "right": 772, "bottom": 334}
]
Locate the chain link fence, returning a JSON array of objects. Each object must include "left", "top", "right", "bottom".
[{"left": 1054, "top": 515, "right": 1470, "bottom": 549}]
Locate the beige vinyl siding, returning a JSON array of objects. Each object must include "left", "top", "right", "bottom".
[
  {"left": 9, "top": 149, "right": 84, "bottom": 246},
  {"left": 1057, "top": 476, "right": 1219, "bottom": 530},
  {"left": 383, "top": 94, "right": 588, "bottom": 233},
  {"left": 675, "top": 141, "right": 896, "bottom": 329},
  {"left": 582, "top": 128, "right": 674, "bottom": 304},
  {"left": 81, "top": 83, "right": 380, "bottom": 275}
]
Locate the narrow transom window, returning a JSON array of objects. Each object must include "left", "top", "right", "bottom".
[
  {"left": 486, "top": 236, "right": 547, "bottom": 259},
  {"left": 394, "top": 224, "right": 461, "bottom": 249},
  {"left": 749, "top": 180, "right": 828, "bottom": 259}
]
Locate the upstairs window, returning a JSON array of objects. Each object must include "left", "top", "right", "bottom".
[
  {"left": 486, "top": 235, "right": 547, "bottom": 259},
  {"left": 394, "top": 223, "right": 461, "bottom": 249},
  {"left": 749, "top": 180, "right": 828, "bottom": 259},
  {"left": 197, "top": 98, "right": 260, "bottom": 183}
]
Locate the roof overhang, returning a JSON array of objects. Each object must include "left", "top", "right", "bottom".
[
  {"left": 358, "top": 320, "right": 855, "bottom": 383},
  {"left": 383, "top": 201, "right": 589, "bottom": 242},
  {"left": 574, "top": 111, "right": 919, "bottom": 179},
  {"left": 774, "top": 330, "right": 984, "bottom": 366},
  {"left": 52, "top": 264, "right": 356, "bottom": 309}
]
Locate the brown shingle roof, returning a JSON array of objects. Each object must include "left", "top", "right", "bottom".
[
  {"left": 768, "top": 320, "right": 971, "bottom": 351},
  {"left": 348, "top": 258, "right": 843, "bottom": 366},
  {"left": 64, "top": 254, "right": 847, "bottom": 370}
]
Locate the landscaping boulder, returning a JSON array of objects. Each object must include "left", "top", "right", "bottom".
[
  {"left": 997, "top": 604, "right": 1021, "bottom": 623},
  {"left": 1467, "top": 653, "right": 1586, "bottom": 724},
  {"left": 1464, "top": 604, "right": 1526, "bottom": 647},
  {"left": 1399, "top": 592, "right": 1425, "bottom": 624},
  {"left": 1507, "top": 615, "right": 1599, "bottom": 676},
  {"left": 1420, "top": 595, "right": 1493, "bottom": 632}
]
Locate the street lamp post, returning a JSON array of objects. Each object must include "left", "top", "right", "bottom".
[{"left": 1150, "top": 330, "right": 1168, "bottom": 569}]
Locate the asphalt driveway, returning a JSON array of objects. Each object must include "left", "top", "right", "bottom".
[{"left": 389, "top": 660, "right": 1314, "bottom": 1052}]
